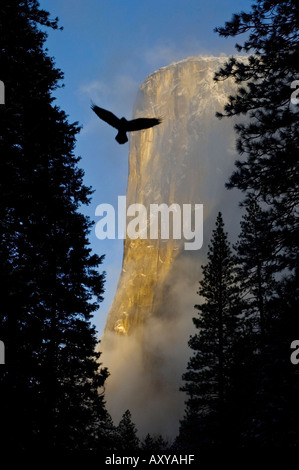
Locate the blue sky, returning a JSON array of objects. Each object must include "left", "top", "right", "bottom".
[{"left": 40, "top": 0, "right": 252, "bottom": 336}]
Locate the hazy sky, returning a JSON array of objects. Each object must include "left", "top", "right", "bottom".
[{"left": 40, "top": 0, "right": 252, "bottom": 336}]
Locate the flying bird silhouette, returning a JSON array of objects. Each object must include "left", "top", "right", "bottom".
[{"left": 91, "top": 103, "right": 162, "bottom": 144}]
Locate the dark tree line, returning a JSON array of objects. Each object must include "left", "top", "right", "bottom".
[
  {"left": 177, "top": 0, "right": 299, "bottom": 449},
  {"left": 0, "top": 0, "right": 112, "bottom": 451},
  {"left": 0, "top": 0, "right": 171, "bottom": 454},
  {"left": 179, "top": 213, "right": 242, "bottom": 448}
]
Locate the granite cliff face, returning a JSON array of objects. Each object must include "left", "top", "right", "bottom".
[
  {"left": 102, "top": 57, "right": 242, "bottom": 437},
  {"left": 105, "top": 56, "right": 240, "bottom": 337}
]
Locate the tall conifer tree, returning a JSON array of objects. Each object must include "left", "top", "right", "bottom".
[
  {"left": 214, "top": 0, "right": 299, "bottom": 446},
  {"left": 179, "top": 213, "right": 241, "bottom": 447},
  {"left": 0, "top": 0, "right": 109, "bottom": 451},
  {"left": 214, "top": 0, "right": 299, "bottom": 273},
  {"left": 117, "top": 410, "right": 140, "bottom": 451},
  {"left": 234, "top": 197, "right": 277, "bottom": 344}
]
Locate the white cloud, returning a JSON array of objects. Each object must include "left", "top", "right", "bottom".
[
  {"left": 79, "top": 74, "right": 139, "bottom": 115},
  {"left": 80, "top": 79, "right": 108, "bottom": 96},
  {"left": 142, "top": 39, "right": 210, "bottom": 71}
]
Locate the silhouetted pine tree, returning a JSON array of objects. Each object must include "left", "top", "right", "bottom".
[
  {"left": 0, "top": 0, "right": 109, "bottom": 451},
  {"left": 141, "top": 433, "right": 169, "bottom": 451},
  {"left": 223, "top": 198, "right": 277, "bottom": 446},
  {"left": 214, "top": 0, "right": 299, "bottom": 447},
  {"left": 235, "top": 196, "right": 277, "bottom": 345},
  {"left": 95, "top": 412, "right": 120, "bottom": 453},
  {"left": 214, "top": 0, "right": 299, "bottom": 273},
  {"left": 178, "top": 213, "right": 242, "bottom": 448},
  {"left": 141, "top": 434, "right": 155, "bottom": 451},
  {"left": 232, "top": 198, "right": 299, "bottom": 447},
  {"left": 117, "top": 410, "right": 140, "bottom": 451}
]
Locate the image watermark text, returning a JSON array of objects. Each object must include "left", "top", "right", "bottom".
[
  {"left": 95, "top": 196, "right": 203, "bottom": 250},
  {"left": 0, "top": 340, "right": 5, "bottom": 365},
  {"left": 290, "top": 340, "right": 299, "bottom": 365},
  {"left": 290, "top": 80, "right": 299, "bottom": 105},
  {"left": 0, "top": 80, "right": 4, "bottom": 105}
]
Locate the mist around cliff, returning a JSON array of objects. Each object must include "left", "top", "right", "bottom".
[
  {"left": 101, "top": 211, "right": 241, "bottom": 440},
  {"left": 101, "top": 255, "right": 201, "bottom": 439}
]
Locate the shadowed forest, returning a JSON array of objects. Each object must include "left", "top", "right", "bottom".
[{"left": 0, "top": 0, "right": 298, "bottom": 458}]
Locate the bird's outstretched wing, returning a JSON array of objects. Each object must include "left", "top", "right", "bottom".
[
  {"left": 126, "top": 117, "right": 162, "bottom": 132},
  {"left": 91, "top": 104, "right": 120, "bottom": 129}
]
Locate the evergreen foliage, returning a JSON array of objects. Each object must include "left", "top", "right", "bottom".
[
  {"left": 179, "top": 0, "right": 299, "bottom": 450},
  {"left": 0, "top": 0, "right": 109, "bottom": 451},
  {"left": 214, "top": 0, "right": 299, "bottom": 273},
  {"left": 117, "top": 410, "right": 140, "bottom": 451},
  {"left": 213, "top": 0, "right": 299, "bottom": 446},
  {"left": 141, "top": 433, "right": 169, "bottom": 451},
  {"left": 179, "top": 213, "right": 242, "bottom": 447}
]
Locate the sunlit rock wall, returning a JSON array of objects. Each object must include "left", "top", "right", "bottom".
[{"left": 102, "top": 57, "right": 242, "bottom": 438}]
